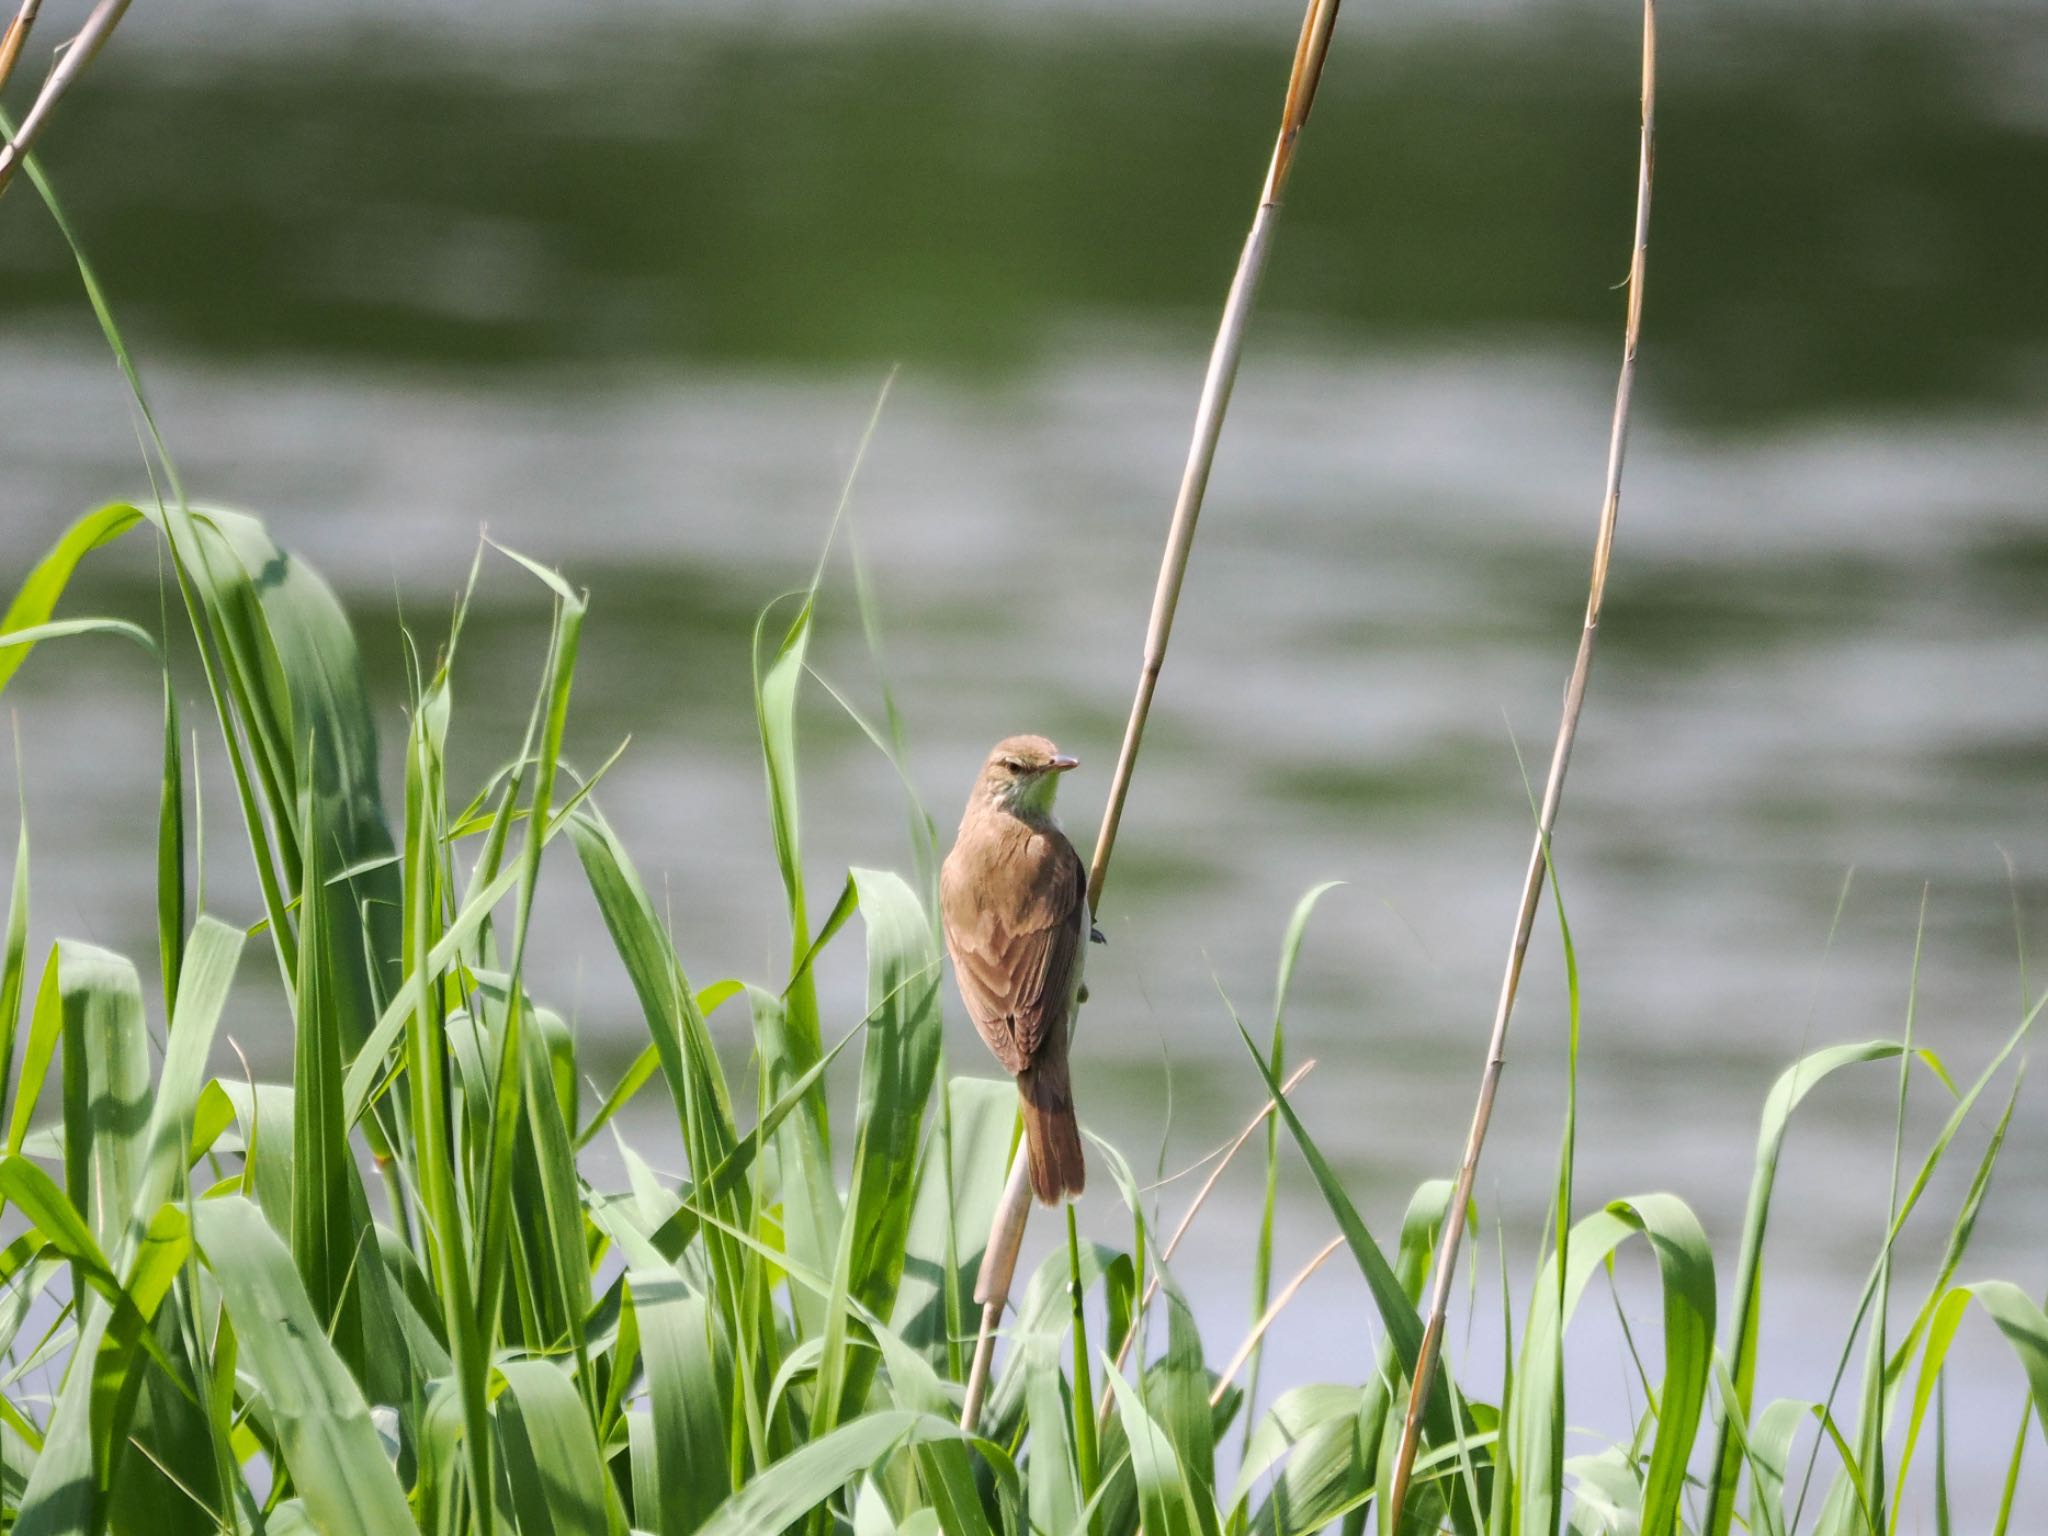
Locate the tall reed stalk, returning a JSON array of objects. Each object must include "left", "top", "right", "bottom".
[
  {"left": 1382, "top": 0, "right": 1658, "bottom": 1522},
  {"left": 0, "top": 1, "right": 46, "bottom": 98},
  {"left": 958, "top": 0, "right": 1344, "bottom": 1435}
]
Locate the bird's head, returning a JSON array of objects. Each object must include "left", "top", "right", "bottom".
[{"left": 978, "top": 734, "right": 1079, "bottom": 817}]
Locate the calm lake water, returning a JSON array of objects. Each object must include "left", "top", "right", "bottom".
[{"left": 3, "top": 0, "right": 2045, "bottom": 1514}]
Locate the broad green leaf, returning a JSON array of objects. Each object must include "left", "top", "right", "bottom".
[
  {"left": 1106, "top": 1363, "right": 1215, "bottom": 1536},
  {"left": 630, "top": 1265, "right": 732, "bottom": 1534},
  {"left": 498, "top": 1358, "right": 629, "bottom": 1536},
  {"left": 834, "top": 868, "right": 943, "bottom": 1416},
  {"left": 893, "top": 1076, "right": 1014, "bottom": 1375},
  {"left": 1603, "top": 1196, "right": 1715, "bottom": 1536},
  {"left": 126, "top": 916, "right": 243, "bottom": 1238},
  {"left": 1701, "top": 1040, "right": 1919, "bottom": 1536},
  {"left": 194, "top": 1198, "right": 413, "bottom": 1534},
  {"left": 58, "top": 942, "right": 149, "bottom": 1251},
  {"left": 691, "top": 1410, "right": 970, "bottom": 1536},
  {"left": 0, "top": 505, "right": 147, "bottom": 696}
]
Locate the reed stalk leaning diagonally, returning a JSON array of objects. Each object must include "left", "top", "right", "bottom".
[
  {"left": 0, "top": 0, "right": 130, "bottom": 201},
  {"left": 957, "top": 0, "right": 1345, "bottom": 1435},
  {"left": 1382, "top": 1, "right": 1658, "bottom": 1524}
]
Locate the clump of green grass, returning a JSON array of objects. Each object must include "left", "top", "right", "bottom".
[{"left": 0, "top": 484, "right": 2041, "bottom": 1536}]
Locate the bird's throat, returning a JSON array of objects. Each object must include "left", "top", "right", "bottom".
[{"left": 999, "top": 773, "right": 1061, "bottom": 821}]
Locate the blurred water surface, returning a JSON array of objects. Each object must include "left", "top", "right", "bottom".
[{"left": 2, "top": 0, "right": 2045, "bottom": 1510}]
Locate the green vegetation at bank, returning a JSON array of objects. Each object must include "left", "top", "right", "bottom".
[
  {"left": 10, "top": 14, "right": 2045, "bottom": 424},
  {"left": 0, "top": 482, "right": 2042, "bottom": 1532}
]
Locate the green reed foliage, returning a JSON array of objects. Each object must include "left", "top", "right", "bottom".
[
  {"left": 0, "top": 131, "right": 2041, "bottom": 1536},
  {"left": 1, "top": 482, "right": 2044, "bottom": 1535}
]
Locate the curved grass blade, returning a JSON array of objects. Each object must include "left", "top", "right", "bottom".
[
  {"left": 193, "top": 1197, "right": 412, "bottom": 1533},
  {"left": 498, "top": 1358, "right": 630, "bottom": 1536},
  {"left": 1702, "top": 1039, "right": 1924, "bottom": 1534},
  {"left": 1246, "top": 881, "right": 1343, "bottom": 1449}
]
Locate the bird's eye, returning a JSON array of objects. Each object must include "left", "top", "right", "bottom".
[{"left": 1001, "top": 757, "right": 1025, "bottom": 772}]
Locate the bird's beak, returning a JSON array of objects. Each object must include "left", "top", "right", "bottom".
[{"left": 1049, "top": 754, "right": 1079, "bottom": 773}]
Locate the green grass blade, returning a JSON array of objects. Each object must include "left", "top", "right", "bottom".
[
  {"left": 126, "top": 916, "right": 242, "bottom": 1239},
  {"left": 289, "top": 768, "right": 367, "bottom": 1378},
  {"left": 568, "top": 808, "right": 740, "bottom": 1169},
  {"left": 1230, "top": 1011, "right": 1475, "bottom": 1526},
  {"left": 892, "top": 1076, "right": 1014, "bottom": 1374},
  {"left": 690, "top": 1410, "right": 968, "bottom": 1536},
  {"left": 1600, "top": 1195, "right": 1715, "bottom": 1536},
  {"left": 1069, "top": 1205, "right": 1104, "bottom": 1532},
  {"left": 1702, "top": 1038, "right": 1918, "bottom": 1534},
  {"left": 752, "top": 376, "right": 894, "bottom": 1133},
  {"left": 194, "top": 1197, "right": 414, "bottom": 1533},
  {"left": 1105, "top": 1362, "right": 1213, "bottom": 1536},
  {"left": 0, "top": 505, "right": 149, "bottom": 697},
  {"left": 1021, "top": 1330, "right": 1084, "bottom": 1536},
  {"left": 1246, "top": 881, "right": 1343, "bottom": 1451},
  {"left": 0, "top": 780, "right": 28, "bottom": 1146},
  {"left": 629, "top": 1266, "right": 733, "bottom": 1533},
  {"left": 497, "top": 1358, "right": 630, "bottom": 1536},
  {"left": 1853, "top": 893, "right": 1930, "bottom": 1536},
  {"left": 839, "top": 869, "right": 943, "bottom": 1377},
  {"left": 6, "top": 945, "right": 60, "bottom": 1156},
  {"left": 58, "top": 942, "right": 150, "bottom": 1252}
]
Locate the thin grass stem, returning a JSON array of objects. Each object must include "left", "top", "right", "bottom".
[
  {"left": 1210, "top": 1234, "right": 1343, "bottom": 1408},
  {"left": 1096, "top": 1058, "right": 1317, "bottom": 1425},
  {"left": 1383, "top": 2, "right": 1657, "bottom": 1522}
]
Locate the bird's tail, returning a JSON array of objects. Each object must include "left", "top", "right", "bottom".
[{"left": 1018, "top": 1064, "right": 1086, "bottom": 1205}]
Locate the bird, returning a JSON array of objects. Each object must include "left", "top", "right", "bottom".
[{"left": 940, "top": 734, "right": 1090, "bottom": 1205}]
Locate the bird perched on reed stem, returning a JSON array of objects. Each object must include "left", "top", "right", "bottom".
[{"left": 940, "top": 734, "right": 1089, "bottom": 1204}]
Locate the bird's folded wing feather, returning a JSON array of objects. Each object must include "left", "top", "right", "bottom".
[{"left": 941, "top": 824, "right": 1085, "bottom": 1075}]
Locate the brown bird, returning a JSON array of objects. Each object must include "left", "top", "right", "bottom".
[{"left": 940, "top": 734, "right": 1090, "bottom": 1204}]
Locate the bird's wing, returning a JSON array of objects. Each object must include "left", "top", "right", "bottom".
[{"left": 941, "top": 822, "right": 1086, "bottom": 1076}]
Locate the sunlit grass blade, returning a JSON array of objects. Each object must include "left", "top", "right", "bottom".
[
  {"left": 194, "top": 1197, "right": 414, "bottom": 1532},
  {"left": 0, "top": 766, "right": 27, "bottom": 1144},
  {"left": 1245, "top": 881, "right": 1342, "bottom": 1450},
  {"left": 1600, "top": 1195, "right": 1714, "bottom": 1535},
  {"left": 834, "top": 869, "right": 943, "bottom": 1415},
  {"left": 497, "top": 1358, "right": 630, "bottom": 1536},
  {"left": 893, "top": 1076, "right": 1014, "bottom": 1377},
  {"left": 1230, "top": 1011, "right": 1477, "bottom": 1531},
  {"left": 690, "top": 1409, "right": 979, "bottom": 1536},
  {"left": 58, "top": 941, "right": 149, "bottom": 1252},
  {"left": 127, "top": 915, "right": 241, "bottom": 1238},
  {"left": 1105, "top": 1363, "right": 1217, "bottom": 1536},
  {"left": 1702, "top": 1037, "right": 1921, "bottom": 1535},
  {"left": 1790, "top": 978, "right": 2045, "bottom": 1528},
  {"left": 629, "top": 1264, "right": 733, "bottom": 1533},
  {"left": 752, "top": 379, "right": 895, "bottom": 1160}
]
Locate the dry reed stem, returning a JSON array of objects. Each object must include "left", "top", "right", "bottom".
[
  {"left": 0, "top": 1, "right": 45, "bottom": 99},
  {"left": 1096, "top": 1057, "right": 1318, "bottom": 1423},
  {"left": 0, "top": 0, "right": 129, "bottom": 201},
  {"left": 957, "top": 0, "right": 1343, "bottom": 1436},
  {"left": 1210, "top": 1234, "right": 1344, "bottom": 1408},
  {"left": 1382, "top": 1, "right": 1657, "bottom": 1524}
]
